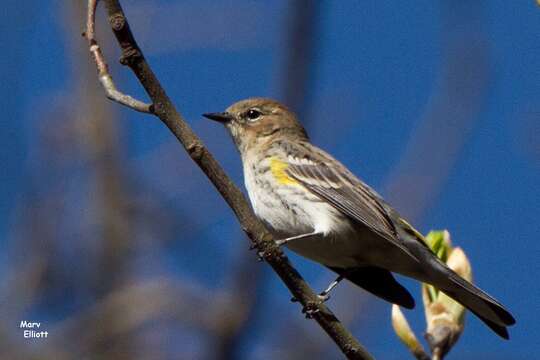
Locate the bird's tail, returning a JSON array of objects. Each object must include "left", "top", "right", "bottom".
[
  {"left": 426, "top": 260, "right": 516, "bottom": 339},
  {"left": 438, "top": 271, "right": 515, "bottom": 338},
  {"left": 393, "top": 220, "right": 516, "bottom": 338}
]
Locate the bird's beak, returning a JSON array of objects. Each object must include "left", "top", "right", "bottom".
[{"left": 203, "top": 112, "right": 233, "bottom": 123}]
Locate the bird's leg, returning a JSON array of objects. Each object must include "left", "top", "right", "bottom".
[
  {"left": 249, "top": 231, "right": 320, "bottom": 261},
  {"left": 318, "top": 275, "right": 344, "bottom": 301},
  {"left": 291, "top": 274, "right": 345, "bottom": 303},
  {"left": 275, "top": 231, "right": 321, "bottom": 246}
]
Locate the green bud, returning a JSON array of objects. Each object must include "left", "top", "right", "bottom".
[{"left": 421, "top": 232, "right": 472, "bottom": 358}]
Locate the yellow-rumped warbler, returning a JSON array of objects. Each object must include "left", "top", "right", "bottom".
[{"left": 203, "top": 98, "right": 515, "bottom": 338}]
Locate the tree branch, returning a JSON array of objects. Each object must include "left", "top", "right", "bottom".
[
  {"left": 85, "top": 0, "right": 373, "bottom": 359},
  {"left": 85, "top": 0, "right": 152, "bottom": 113}
]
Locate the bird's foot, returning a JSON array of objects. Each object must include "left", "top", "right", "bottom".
[
  {"left": 317, "top": 292, "right": 331, "bottom": 302},
  {"left": 302, "top": 302, "right": 321, "bottom": 319}
]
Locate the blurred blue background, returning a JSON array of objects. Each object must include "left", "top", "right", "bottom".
[{"left": 1, "top": 0, "right": 539, "bottom": 359}]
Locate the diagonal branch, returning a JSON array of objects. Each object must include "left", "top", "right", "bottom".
[{"left": 85, "top": 0, "right": 374, "bottom": 359}]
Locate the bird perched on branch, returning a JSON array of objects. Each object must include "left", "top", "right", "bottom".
[{"left": 204, "top": 98, "right": 515, "bottom": 338}]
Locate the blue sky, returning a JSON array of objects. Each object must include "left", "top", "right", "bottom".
[{"left": 1, "top": 1, "right": 539, "bottom": 358}]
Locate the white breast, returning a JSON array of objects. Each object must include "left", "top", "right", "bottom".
[
  {"left": 242, "top": 154, "right": 362, "bottom": 268},
  {"left": 243, "top": 155, "right": 347, "bottom": 237}
]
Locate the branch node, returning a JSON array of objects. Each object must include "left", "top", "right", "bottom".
[
  {"left": 187, "top": 143, "right": 204, "bottom": 161},
  {"left": 345, "top": 345, "right": 361, "bottom": 357},
  {"left": 109, "top": 13, "right": 126, "bottom": 31},
  {"left": 119, "top": 47, "right": 141, "bottom": 66}
]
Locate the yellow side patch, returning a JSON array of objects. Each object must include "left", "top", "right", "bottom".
[{"left": 270, "top": 157, "right": 299, "bottom": 185}]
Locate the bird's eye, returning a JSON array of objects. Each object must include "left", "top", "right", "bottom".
[{"left": 246, "top": 109, "right": 262, "bottom": 121}]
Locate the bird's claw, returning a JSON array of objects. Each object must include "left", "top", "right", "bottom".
[
  {"left": 249, "top": 244, "right": 265, "bottom": 261},
  {"left": 302, "top": 303, "right": 321, "bottom": 319}
]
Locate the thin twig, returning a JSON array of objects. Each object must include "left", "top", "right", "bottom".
[
  {"left": 432, "top": 348, "right": 442, "bottom": 360},
  {"left": 85, "top": 0, "right": 374, "bottom": 359},
  {"left": 85, "top": 0, "right": 152, "bottom": 113}
]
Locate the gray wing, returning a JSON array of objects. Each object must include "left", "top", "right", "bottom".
[
  {"left": 284, "top": 144, "right": 516, "bottom": 336},
  {"left": 283, "top": 141, "right": 417, "bottom": 258}
]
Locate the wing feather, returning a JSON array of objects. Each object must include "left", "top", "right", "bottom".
[{"left": 283, "top": 142, "right": 415, "bottom": 256}]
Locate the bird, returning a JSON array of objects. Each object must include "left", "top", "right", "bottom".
[{"left": 203, "top": 98, "right": 515, "bottom": 339}]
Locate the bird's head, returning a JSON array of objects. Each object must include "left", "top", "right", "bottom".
[{"left": 203, "top": 98, "right": 308, "bottom": 154}]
